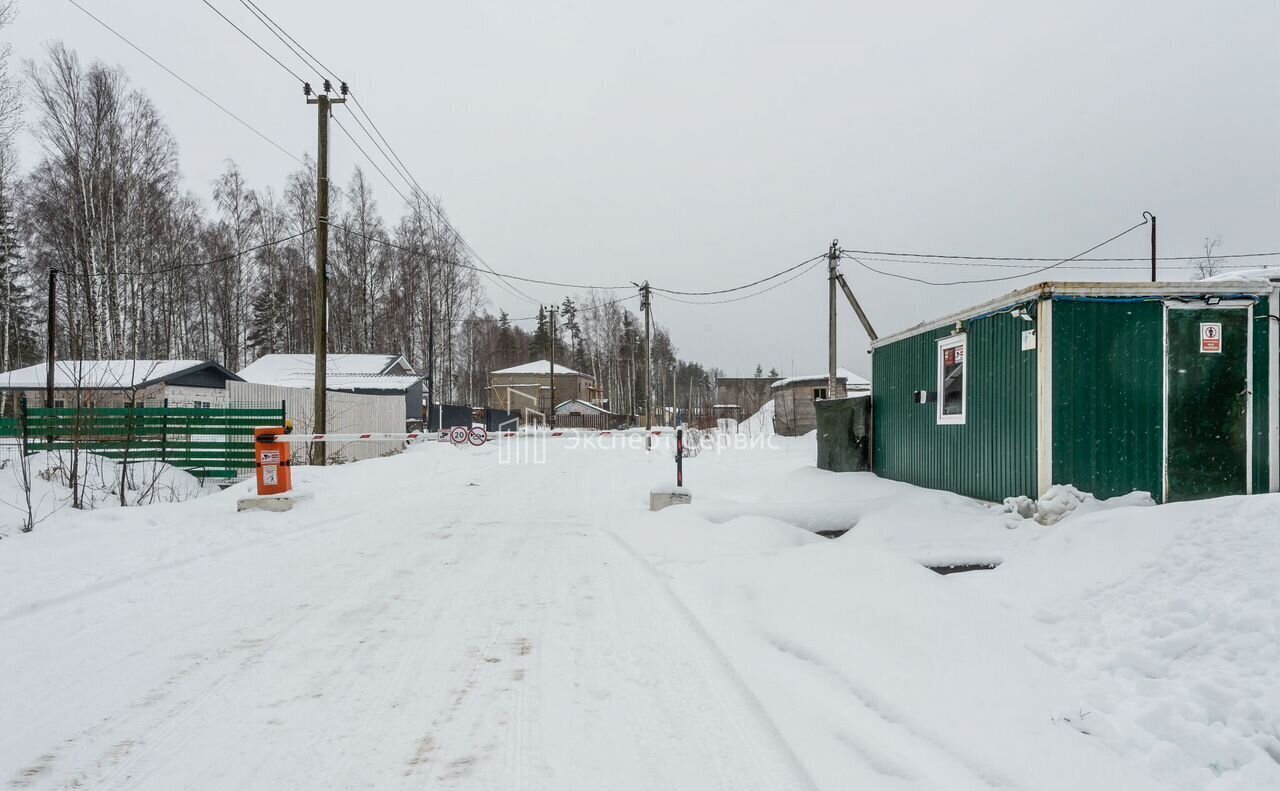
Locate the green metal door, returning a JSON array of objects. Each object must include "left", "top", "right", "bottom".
[{"left": 1166, "top": 307, "right": 1250, "bottom": 501}]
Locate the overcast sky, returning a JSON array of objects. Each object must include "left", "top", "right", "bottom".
[{"left": 16, "top": 1, "right": 1280, "bottom": 377}]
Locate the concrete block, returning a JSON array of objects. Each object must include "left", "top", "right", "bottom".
[
  {"left": 237, "top": 492, "right": 312, "bottom": 513},
  {"left": 650, "top": 485, "right": 692, "bottom": 511}
]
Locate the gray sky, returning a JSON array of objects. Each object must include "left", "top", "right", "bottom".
[{"left": 16, "top": 0, "right": 1280, "bottom": 377}]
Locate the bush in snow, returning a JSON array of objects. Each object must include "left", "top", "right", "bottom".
[{"left": 0, "top": 451, "right": 210, "bottom": 537}]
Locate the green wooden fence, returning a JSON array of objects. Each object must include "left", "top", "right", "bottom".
[{"left": 0, "top": 403, "right": 286, "bottom": 480}]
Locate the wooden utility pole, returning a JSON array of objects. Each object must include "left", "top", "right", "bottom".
[
  {"left": 427, "top": 301, "right": 435, "bottom": 430},
  {"left": 548, "top": 305, "right": 557, "bottom": 427},
  {"left": 641, "top": 282, "right": 652, "bottom": 433},
  {"left": 307, "top": 81, "right": 346, "bottom": 464},
  {"left": 827, "top": 240, "right": 839, "bottom": 396},
  {"left": 45, "top": 269, "right": 56, "bottom": 409}
]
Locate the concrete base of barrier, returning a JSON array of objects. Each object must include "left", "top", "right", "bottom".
[
  {"left": 650, "top": 485, "right": 692, "bottom": 511},
  {"left": 237, "top": 492, "right": 312, "bottom": 513}
]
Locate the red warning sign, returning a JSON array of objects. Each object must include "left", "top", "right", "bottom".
[{"left": 1200, "top": 322, "right": 1222, "bottom": 354}]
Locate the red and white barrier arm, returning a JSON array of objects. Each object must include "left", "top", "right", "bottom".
[
  {"left": 257, "top": 428, "right": 681, "bottom": 443},
  {"left": 267, "top": 432, "right": 429, "bottom": 443}
]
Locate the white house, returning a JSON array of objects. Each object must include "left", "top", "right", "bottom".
[
  {"left": 0, "top": 360, "right": 242, "bottom": 408},
  {"left": 238, "top": 354, "right": 425, "bottom": 420}
]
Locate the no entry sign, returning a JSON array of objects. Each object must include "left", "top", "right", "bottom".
[{"left": 1200, "top": 322, "right": 1222, "bottom": 354}]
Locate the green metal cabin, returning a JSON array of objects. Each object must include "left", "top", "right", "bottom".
[{"left": 871, "top": 280, "right": 1277, "bottom": 503}]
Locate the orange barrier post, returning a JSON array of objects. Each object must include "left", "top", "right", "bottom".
[{"left": 254, "top": 426, "right": 292, "bottom": 496}]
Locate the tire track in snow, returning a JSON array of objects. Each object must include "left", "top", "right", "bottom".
[{"left": 601, "top": 532, "right": 820, "bottom": 791}]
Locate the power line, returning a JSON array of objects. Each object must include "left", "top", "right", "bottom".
[
  {"left": 236, "top": 0, "right": 321, "bottom": 81},
  {"left": 62, "top": 0, "right": 304, "bottom": 165},
  {"left": 240, "top": 0, "right": 343, "bottom": 81},
  {"left": 651, "top": 252, "right": 827, "bottom": 296},
  {"left": 200, "top": 0, "right": 307, "bottom": 84},
  {"left": 329, "top": 222, "right": 631, "bottom": 290},
  {"left": 843, "top": 218, "right": 1152, "bottom": 287},
  {"left": 199, "top": 2, "right": 545, "bottom": 307},
  {"left": 62, "top": 228, "right": 314, "bottom": 279},
  {"left": 656, "top": 258, "right": 825, "bottom": 305},
  {"left": 838, "top": 254, "right": 1276, "bottom": 272},
  {"left": 332, "top": 115, "right": 412, "bottom": 206},
  {"left": 840, "top": 245, "right": 1280, "bottom": 263}
]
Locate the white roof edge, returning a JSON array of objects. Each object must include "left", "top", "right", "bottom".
[{"left": 870, "top": 280, "right": 1275, "bottom": 349}]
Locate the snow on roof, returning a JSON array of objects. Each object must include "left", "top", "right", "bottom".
[
  {"left": 0, "top": 360, "right": 227, "bottom": 390},
  {"left": 239, "top": 353, "right": 412, "bottom": 384},
  {"left": 1198, "top": 268, "right": 1280, "bottom": 286},
  {"left": 492, "top": 360, "right": 590, "bottom": 377},
  {"left": 323, "top": 374, "right": 424, "bottom": 391},
  {"left": 771, "top": 367, "right": 870, "bottom": 389}
]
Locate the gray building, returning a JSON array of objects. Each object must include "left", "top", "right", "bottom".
[{"left": 771, "top": 368, "right": 870, "bottom": 436}]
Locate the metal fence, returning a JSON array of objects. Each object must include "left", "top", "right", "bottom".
[
  {"left": 0, "top": 402, "right": 286, "bottom": 480},
  {"left": 227, "top": 382, "right": 406, "bottom": 463}
]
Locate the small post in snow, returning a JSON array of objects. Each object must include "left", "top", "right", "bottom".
[
  {"left": 650, "top": 427, "right": 692, "bottom": 511},
  {"left": 676, "top": 427, "right": 684, "bottom": 488}
]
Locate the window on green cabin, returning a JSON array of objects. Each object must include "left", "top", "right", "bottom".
[{"left": 937, "top": 335, "right": 967, "bottom": 425}]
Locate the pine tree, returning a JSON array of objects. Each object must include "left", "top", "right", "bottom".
[
  {"left": 560, "top": 296, "right": 583, "bottom": 368},
  {"left": 496, "top": 310, "right": 515, "bottom": 367},
  {"left": 529, "top": 306, "right": 549, "bottom": 360},
  {"left": 768, "top": 367, "right": 779, "bottom": 377},
  {"left": 754, "top": 364, "right": 763, "bottom": 378}
]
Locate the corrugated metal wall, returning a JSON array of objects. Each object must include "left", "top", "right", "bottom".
[
  {"left": 872, "top": 305, "right": 1038, "bottom": 502},
  {"left": 1051, "top": 298, "right": 1165, "bottom": 500},
  {"left": 226, "top": 382, "right": 406, "bottom": 463}
]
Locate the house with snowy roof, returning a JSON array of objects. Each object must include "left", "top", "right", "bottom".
[
  {"left": 487, "top": 360, "right": 601, "bottom": 416},
  {"left": 771, "top": 367, "right": 870, "bottom": 436},
  {"left": 238, "top": 354, "right": 425, "bottom": 420},
  {"left": 0, "top": 359, "right": 242, "bottom": 408}
]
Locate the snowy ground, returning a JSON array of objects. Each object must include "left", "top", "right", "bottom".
[{"left": 0, "top": 433, "right": 1276, "bottom": 790}]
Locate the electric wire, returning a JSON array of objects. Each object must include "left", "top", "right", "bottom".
[
  {"left": 239, "top": 0, "right": 344, "bottom": 81},
  {"left": 843, "top": 218, "right": 1151, "bottom": 287},
  {"left": 650, "top": 253, "right": 826, "bottom": 296},
  {"left": 208, "top": 5, "right": 634, "bottom": 304},
  {"left": 843, "top": 255, "right": 1276, "bottom": 271},
  {"left": 840, "top": 246, "right": 1280, "bottom": 263},
  {"left": 329, "top": 223, "right": 632, "bottom": 290},
  {"left": 236, "top": 0, "right": 322, "bottom": 82},
  {"left": 210, "top": 4, "right": 548, "bottom": 305},
  {"left": 61, "top": 228, "right": 315, "bottom": 279},
  {"left": 62, "top": 0, "right": 304, "bottom": 165},
  {"left": 200, "top": 0, "right": 307, "bottom": 84},
  {"left": 655, "top": 258, "right": 825, "bottom": 305}
]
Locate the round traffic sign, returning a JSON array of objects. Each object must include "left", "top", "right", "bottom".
[
  {"left": 449, "top": 426, "right": 469, "bottom": 445},
  {"left": 468, "top": 426, "right": 488, "bottom": 446}
]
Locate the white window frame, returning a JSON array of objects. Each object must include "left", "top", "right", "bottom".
[{"left": 937, "top": 334, "right": 968, "bottom": 425}]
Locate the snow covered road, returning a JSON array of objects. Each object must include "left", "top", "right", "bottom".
[
  {"left": 1, "top": 443, "right": 815, "bottom": 790},
  {"left": 2, "top": 435, "right": 1276, "bottom": 790}
]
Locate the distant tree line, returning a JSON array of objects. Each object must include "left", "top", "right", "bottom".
[{"left": 1, "top": 33, "right": 718, "bottom": 415}]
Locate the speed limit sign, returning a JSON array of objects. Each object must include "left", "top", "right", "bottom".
[{"left": 449, "top": 426, "right": 469, "bottom": 445}]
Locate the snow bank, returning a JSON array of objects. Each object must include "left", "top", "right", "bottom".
[
  {"left": 625, "top": 453, "right": 1279, "bottom": 791},
  {"left": 1003, "top": 483, "right": 1156, "bottom": 525},
  {"left": 988, "top": 495, "right": 1280, "bottom": 790},
  {"left": 738, "top": 399, "right": 775, "bottom": 436},
  {"left": 615, "top": 517, "right": 1163, "bottom": 790},
  {"left": 0, "top": 451, "right": 208, "bottom": 537}
]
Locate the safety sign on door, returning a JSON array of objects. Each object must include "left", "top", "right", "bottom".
[{"left": 1200, "top": 322, "right": 1222, "bottom": 354}]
